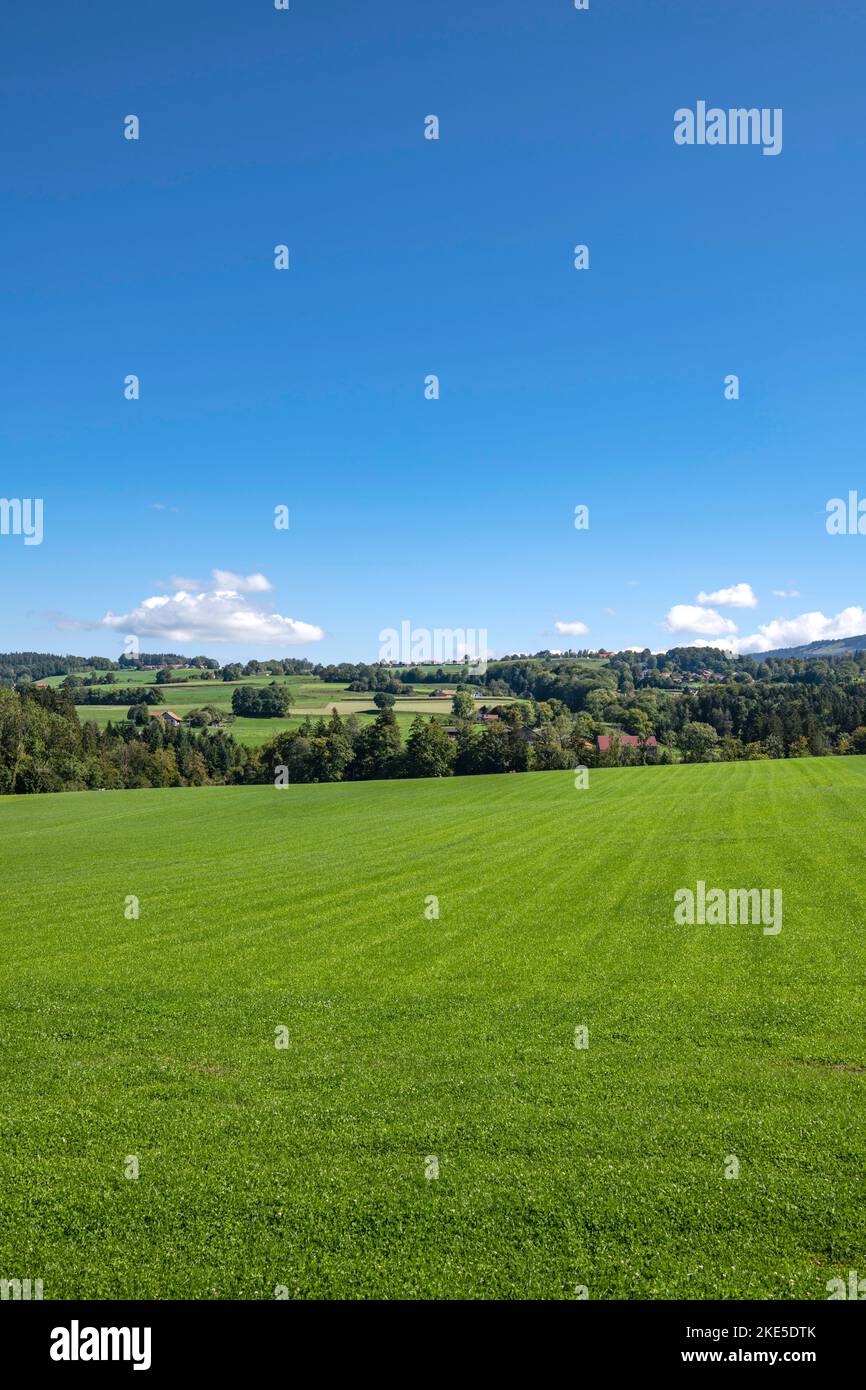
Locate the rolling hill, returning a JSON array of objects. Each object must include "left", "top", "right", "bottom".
[{"left": 752, "top": 634, "right": 866, "bottom": 661}]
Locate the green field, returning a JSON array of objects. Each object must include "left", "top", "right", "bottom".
[
  {"left": 71, "top": 677, "right": 520, "bottom": 746},
  {"left": 1, "top": 758, "right": 864, "bottom": 1299}
]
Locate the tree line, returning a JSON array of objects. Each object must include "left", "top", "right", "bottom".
[
  {"left": 7, "top": 681, "right": 866, "bottom": 798},
  {"left": 71, "top": 685, "right": 161, "bottom": 706},
  {"left": 0, "top": 686, "right": 244, "bottom": 795}
]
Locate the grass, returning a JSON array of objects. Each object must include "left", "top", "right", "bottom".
[
  {"left": 1, "top": 757, "right": 864, "bottom": 1299},
  {"left": 72, "top": 678, "right": 519, "bottom": 745}
]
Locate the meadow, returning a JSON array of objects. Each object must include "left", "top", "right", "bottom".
[
  {"left": 1, "top": 757, "right": 864, "bottom": 1299},
  {"left": 56, "top": 673, "right": 519, "bottom": 746}
]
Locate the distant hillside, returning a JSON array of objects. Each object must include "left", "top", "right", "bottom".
[{"left": 753, "top": 635, "right": 866, "bottom": 662}]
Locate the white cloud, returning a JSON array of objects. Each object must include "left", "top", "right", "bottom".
[
  {"left": 157, "top": 570, "right": 272, "bottom": 594},
  {"left": 658, "top": 603, "right": 866, "bottom": 655},
  {"left": 555, "top": 619, "right": 590, "bottom": 636},
  {"left": 663, "top": 604, "right": 738, "bottom": 637},
  {"left": 212, "top": 569, "right": 272, "bottom": 593},
  {"left": 96, "top": 584, "right": 324, "bottom": 645},
  {"left": 771, "top": 589, "right": 800, "bottom": 599},
  {"left": 682, "top": 638, "right": 739, "bottom": 653},
  {"left": 604, "top": 607, "right": 617, "bottom": 617},
  {"left": 734, "top": 607, "right": 866, "bottom": 655},
  {"left": 696, "top": 582, "right": 757, "bottom": 609}
]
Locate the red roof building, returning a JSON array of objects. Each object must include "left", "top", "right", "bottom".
[
  {"left": 596, "top": 733, "right": 657, "bottom": 752},
  {"left": 150, "top": 709, "right": 183, "bottom": 726}
]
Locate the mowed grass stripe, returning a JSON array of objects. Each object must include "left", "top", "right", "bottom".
[{"left": 0, "top": 759, "right": 864, "bottom": 1298}]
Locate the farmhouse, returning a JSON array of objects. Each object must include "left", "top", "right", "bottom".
[
  {"left": 597, "top": 733, "right": 657, "bottom": 753},
  {"left": 150, "top": 710, "right": 183, "bottom": 726},
  {"left": 429, "top": 689, "right": 456, "bottom": 698}
]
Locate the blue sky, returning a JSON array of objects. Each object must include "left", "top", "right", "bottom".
[{"left": 2, "top": 0, "right": 865, "bottom": 662}]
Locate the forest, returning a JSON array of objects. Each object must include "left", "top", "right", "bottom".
[{"left": 6, "top": 659, "right": 866, "bottom": 795}]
